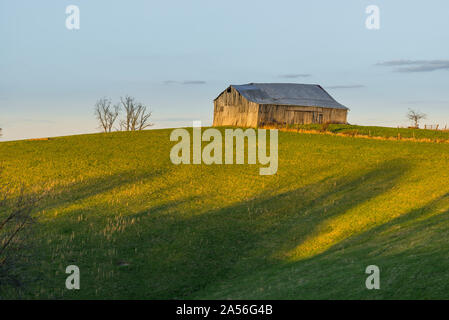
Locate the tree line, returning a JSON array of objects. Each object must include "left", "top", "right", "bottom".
[{"left": 94, "top": 95, "right": 153, "bottom": 133}]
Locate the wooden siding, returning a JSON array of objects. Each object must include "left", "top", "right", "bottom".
[
  {"left": 213, "top": 87, "right": 259, "bottom": 127},
  {"left": 258, "top": 104, "right": 347, "bottom": 126},
  {"left": 213, "top": 87, "right": 348, "bottom": 128}
]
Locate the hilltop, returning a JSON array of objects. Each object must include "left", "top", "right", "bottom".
[{"left": 1, "top": 127, "right": 449, "bottom": 299}]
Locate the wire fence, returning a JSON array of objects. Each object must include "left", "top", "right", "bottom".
[{"left": 424, "top": 124, "right": 449, "bottom": 131}]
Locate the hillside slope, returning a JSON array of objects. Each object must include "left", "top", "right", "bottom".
[{"left": 1, "top": 128, "right": 449, "bottom": 299}]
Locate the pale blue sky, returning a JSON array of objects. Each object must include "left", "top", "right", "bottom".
[{"left": 1, "top": 0, "right": 448, "bottom": 140}]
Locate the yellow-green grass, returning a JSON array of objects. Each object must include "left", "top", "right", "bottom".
[
  {"left": 1, "top": 127, "right": 449, "bottom": 299},
  {"left": 289, "top": 123, "right": 449, "bottom": 141}
]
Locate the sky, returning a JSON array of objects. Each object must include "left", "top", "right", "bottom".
[{"left": 1, "top": 0, "right": 448, "bottom": 141}]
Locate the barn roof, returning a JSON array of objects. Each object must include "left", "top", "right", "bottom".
[{"left": 217, "top": 83, "right": 348, "bottom": 110}]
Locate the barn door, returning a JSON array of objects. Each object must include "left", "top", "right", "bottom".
[
  {"left": 286, "top": 110, "right": 296, "bottom": 124},
  {"left": 292, "top": 111, "right": 307, "bottom": 124},
  {"left": 312, "top": 112, "right": 323, "bottom": 124},
  {"left": 286, "top": 110, "right": 320, "bottom": 125}
]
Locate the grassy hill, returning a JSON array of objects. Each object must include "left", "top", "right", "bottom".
[{"left": 1, "top": 127, "right": 449, "bottom": 299}]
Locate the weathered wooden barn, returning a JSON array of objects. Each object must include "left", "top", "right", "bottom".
[{"left": 213, "top": 83, "right": 349, "bottom": 128}]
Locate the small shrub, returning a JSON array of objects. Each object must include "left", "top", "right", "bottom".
[
  {"left": 343, "top": 129, "right": 359, "bottom": 137},
  {"left": 320, "top": 122, "right": 331, "bottom": 132}
]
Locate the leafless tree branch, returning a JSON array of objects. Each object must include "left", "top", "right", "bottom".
[
  {"left": 95, "top": 98, "right": 120, "bottom": 133},
  {"left": 119, "top": 96, "right": 153, "bottom": 131},
  {"left": 0, "top": 181, "right": 41, "bottom": 296},
  {"left": 407, "top": 109, "right": 427, "bottom": 128}
]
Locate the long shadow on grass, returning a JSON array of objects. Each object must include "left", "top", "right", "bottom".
[
  {"left": 333, "top": 191, "right": 449, "bottom": 264},
  {"left": 200, "top": 193, "right": 449, "bottom": 299},
  {"left": 35, "top": 167, "right": 170, "bottom": 217},
  {"left": 119, "top": 159, "right": 409, "bottom": 299},
  {"left": 260, "top": 192, "right": 449, "bottom": 299},
  {"left": 1, "top": 167, "right": 176, "bottom": 297}
]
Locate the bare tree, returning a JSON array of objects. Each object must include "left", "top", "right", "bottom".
[
  {"left": 120, "top": 96, "right": 134, "bottom": 131},
  {"left": 0, "top": 184, "right": 39, "bottom": 294},
  {"left": 95, "top": 98, "right": 120, "bottom": 133},
  {"left": 136, "top": 105, "right": 153, "bottom": 130},
  {"left": 407, "top": 109, "right": 427, "bottom": 128},
  {"left": 119, "top": 95, "right": 153, "bottom": 131}
]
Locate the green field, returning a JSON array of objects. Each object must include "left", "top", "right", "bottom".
[{"left": 1, "top": 127, "right": 449, "bottom": 299}]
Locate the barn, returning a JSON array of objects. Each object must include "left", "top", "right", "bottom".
[{"left": 213, "top": 83, "right": 349, "bottom": 128}]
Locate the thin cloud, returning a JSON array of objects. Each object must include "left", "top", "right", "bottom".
[
  {"left": 163, "top": 80, "right": 206, "bottom": 85},
  {"left": 278, "top": 73, "right": 311, "bottom": 79},
  {"left": 326, "top": 85, "right": 365, "bottom": 89},
  {"left": 163, "top": 80, "right": 178, "bottom": 85},
  {"left": 182, "top": 80, "right": 206, "bottom": 85},
  {"left": 375, "top": 60, "right": 449, "bottom": 72}
]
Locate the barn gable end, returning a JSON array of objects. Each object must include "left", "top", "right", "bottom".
[
  {"left": 213, "top": 86, "right": 260, "bottom": 127},
  {"left": 213, "top": 83, "right": 349, "bottom": 128}
]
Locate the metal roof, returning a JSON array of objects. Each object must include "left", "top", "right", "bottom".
[{"left": 222, "top": 83, "right": 348, "bottom": 110}]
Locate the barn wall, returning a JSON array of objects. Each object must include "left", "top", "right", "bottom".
[
  {"left": 323, "top": 108, "right": 347, "bottom": 124},
  {"left": 213, "top": 87, "right": 348, "bottom": 128},
  {"left": 213, "top": 87, "right": 259, "bottom": 127},
  {"left": 258, "top": 104, "right": 347, "bottom": 126}
]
